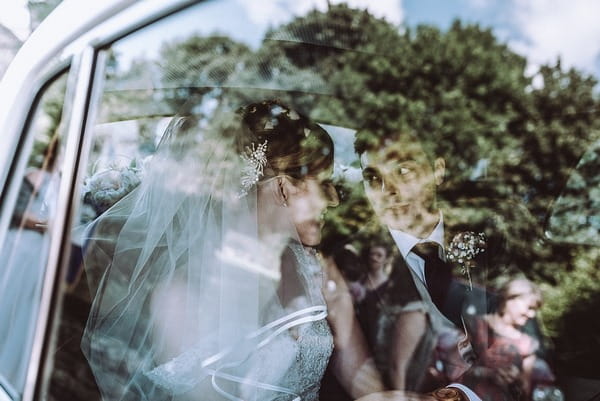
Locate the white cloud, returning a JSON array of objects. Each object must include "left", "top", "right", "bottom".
[
  {"left": 0, "top": 0, "right": 30, "bottom": 40},
  {"left": 465, "top": 0, "right": 495, "bottom": 9},
  {"left": 509, "top": 0, "right": 600, "bottom": 76},
  {"left": 237, "top": 0, "right": 403, "bottom": 29}
]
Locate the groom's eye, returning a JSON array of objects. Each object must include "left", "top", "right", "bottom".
[
  {"left": 397, "top": 166, "right": 412, "bottom": 175},
  {"left": 363, "top": 169, "right": 382, "bottom": 188},
  {"left": 395, "top": 161, "right": 421, "bottom": 177}
]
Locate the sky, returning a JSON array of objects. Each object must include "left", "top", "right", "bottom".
[
  {"left": 1, "top": 0, "right": 29, "bottom": 40},
  {"left": 1, "top": 0, "right": 599, "bottom": 78},
  {"left": 233, "top": 0, "right": 600, "bottom": 79},
  {"left": 402, "top": 0, "right": 600, "bottom": 79}
]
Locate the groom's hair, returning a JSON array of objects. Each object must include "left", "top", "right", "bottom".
[{"left": 354, "top": 128, "right": 438, "bottom": 167}]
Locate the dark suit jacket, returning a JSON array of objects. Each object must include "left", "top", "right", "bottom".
[{"left": 357, "top": 202, "right": 511, "bottom": 393}]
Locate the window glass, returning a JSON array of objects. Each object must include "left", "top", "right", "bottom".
[
  {"left": 546, "top": 139, "right": 600, "bottom": 245},
  {"left": 51, "top": 1, "right": 599, "bottom": 401},
  {"left": 0, "top": 70, "right": 68, "bottom": 396}
]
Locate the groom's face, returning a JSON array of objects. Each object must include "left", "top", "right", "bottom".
[{"left": 361, "top": 137, "right": 445, "bottom": 236}]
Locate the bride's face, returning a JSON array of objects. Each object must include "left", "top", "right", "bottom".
[{"left": 285, "top": 172, "right": 338, "bottom": 246}]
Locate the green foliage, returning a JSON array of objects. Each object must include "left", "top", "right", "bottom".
[
  {"left": 158, "top": 35, "right": 252, "bottom": 112},
  {"left": 28, "top": 0, "right": 62, "bottom": 30},
  {"left": 546, "top": 141, "right": 600, "bottom": 245},
  {"left": 523, "top": 62, "right": 600, "bottom": 219},
  {"left": 539, "top": 247, "right": 600, "bottom": 374}
]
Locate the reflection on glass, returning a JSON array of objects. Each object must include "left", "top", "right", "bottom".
[
  {"left": 546, "top": 140, "right": 600, "bottom": 245},
  {"left": 0, "top": 71, "right": 67, "bottom": 394},
  {"left": 47, "top": 1, "right": 600, "bottom": 400}
]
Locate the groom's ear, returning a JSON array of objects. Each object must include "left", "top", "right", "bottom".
[{"left": 433, "top": 157, "right": 445, "bottom": 186}]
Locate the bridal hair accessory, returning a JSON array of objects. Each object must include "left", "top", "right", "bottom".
[
  {"left": 447, "top": 231, "right": 486, "bottom": 289},
  {"left": 239, "top": 139, "right": 268, "bottom": 197}
]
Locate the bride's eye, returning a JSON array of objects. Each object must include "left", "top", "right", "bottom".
[{"left": 315, "top": 178, "right": 338, "bottom": 204}]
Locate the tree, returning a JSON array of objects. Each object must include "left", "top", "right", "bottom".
[{"left": 158, "top": 35, "right": 252, "bottom": 113}]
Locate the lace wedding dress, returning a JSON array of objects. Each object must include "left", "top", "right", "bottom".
[{"left": 145, "top": 242, "right": 334, "bottom": 401}]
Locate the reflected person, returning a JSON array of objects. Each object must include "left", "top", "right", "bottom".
[
  {"left": 463, "top": 278, "right": 558, "bottom": 401},
  {"left": 0, "top": 135, "right": 60, "bottom": 389}
]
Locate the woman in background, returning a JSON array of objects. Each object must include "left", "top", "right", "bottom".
[{"left": 462, "top": 278, "right": 552, "bottom": 401}]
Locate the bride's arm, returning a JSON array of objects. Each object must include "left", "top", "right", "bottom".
[{"left": 323, "top": 257, "right": 386, "bottom": 398}]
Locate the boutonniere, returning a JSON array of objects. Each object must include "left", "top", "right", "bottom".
[{"left": 447, "top": 231, "right": 486, "bottom": 290}]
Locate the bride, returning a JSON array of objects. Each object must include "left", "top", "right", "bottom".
[{"left": 81, "top": 100, "right": 385, "bottom": 401}]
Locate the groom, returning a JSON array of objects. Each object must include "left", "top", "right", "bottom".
[{"left": 355, "top": 129, "right": 507, "bottom": 400}]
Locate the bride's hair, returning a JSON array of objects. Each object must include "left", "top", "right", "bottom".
[
  {"left": 140, "top": 99, "right": 334, "bottom": 202},
  {"left": 237, "top": 99, "right": 334, "bottom": 180}
]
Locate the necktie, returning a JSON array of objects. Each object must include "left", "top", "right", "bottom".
[{"left": 412, "top": 242, "right": 453, "bottom": 313}]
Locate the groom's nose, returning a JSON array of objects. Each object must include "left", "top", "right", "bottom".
[{"left": 379, "top": 174, "right": 399, "bottom": 196}]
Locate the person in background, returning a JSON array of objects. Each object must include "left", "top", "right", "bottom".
[
  {"left": 363, "top": 243, "right": 391, "bottom": 293},
  {"left": 356, "top": 242, "right": 393, "bottom": 347},
  {"left": 463, "top": 278, "right": 559, "bottom": 401},
  {"left": 332, "top": 243, "right": 368, "bottom": 303}
]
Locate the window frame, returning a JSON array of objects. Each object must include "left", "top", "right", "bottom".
[
  {"left": 0, "top": 61, "right": 73, "bottom": 401},
  {"left": 22, "top": 48, "right": 95, "bottom": 401},
  {"left": 25, "top": 2, "right": 209, "bottom": 400}
]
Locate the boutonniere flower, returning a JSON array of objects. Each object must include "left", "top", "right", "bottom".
[{"left": 447, "top": 231, "right": 486, "bottom": 289}]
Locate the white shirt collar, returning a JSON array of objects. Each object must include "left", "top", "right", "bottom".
[{"left": 389, "top": 212, "right": 445, "bottom": 259}]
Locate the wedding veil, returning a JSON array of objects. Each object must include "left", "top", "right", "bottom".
[{"left": 81, "top": 102, "right": 332, "bottom": 401}]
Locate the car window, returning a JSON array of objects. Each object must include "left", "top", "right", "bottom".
[
  {"left": 546, "top": 139, "right": 600, "bottom": 245},
  {"left": 45, "top": 2, "right": 599, "bottom": 401},
  {"left": 0, "top": 70, "right": 69, "bottom": 399}
]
